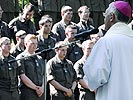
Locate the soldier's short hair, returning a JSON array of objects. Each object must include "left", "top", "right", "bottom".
[
  {"left": 23, "top": 3, "right": 35, "bottom": 12},
  {"left": 78, "top": 6, "right": 89, "bottom": 14},
  {"left": 39, "top": 15, "right": 53, "bottom": 25},
  {"left": 15, "top": 30, "right": 26, "bottom": 37},
  {"left": 65, "top": 25, "right": 78, "bottom": 33},
  {"left": 24, "top": 34, "right": 37, "bottom": 43},
  {"left": 0, "top": 37, "right": 10, "bottom": 46},
  {"left": 55, "top": 41, "right": 67, "bottom": 50},
  {"left": 82, "top": 39, "right": 94, "bottom": 49},
  {"left": 61, "top": 5, "right": 72, "bottom": 13}
]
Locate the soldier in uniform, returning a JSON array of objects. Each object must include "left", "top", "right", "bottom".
[
  {"left": 36, "top": 15, "right": 56, "bottom": 100},
  {"left": 10, "top": 30, "right": 26, "bottom": 57},
  {"left": 74, "top": 40, "right": 95, "bottom": 100},
  {"left": 46, "top": 41, "right": 77, "bottom": 100},
  {"left": 9, "top": 3, "right": 36, "bottom": 44},
  {"left": 77, "top": 6, "right": 94, "bottom": 33},
  {"left": 37, "top": 15, "right": 56, "bottom": 61},
  {"left": 64, "top": 0, "right": 81, "bottom": 23},
  {"left": 16, "top": 34, "right": 44, "bottom": 100},
  {"left": 0, "top": 5, "right": 10, "bottom": 38},
  {"left": 0, "top": 37, "right": 23, "bottom": 100},
  {"left": 64, "top": 25, "right": 83, "bottom": 100},
  {"left": 52, "top": 6, "right": 76, "bottom": 41},
  {"left": 64, "top": 25, "right": 83, "bottom": 64}
]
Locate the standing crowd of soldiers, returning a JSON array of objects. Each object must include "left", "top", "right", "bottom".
[{"left": 0, "top": 0, "right": 133, "bottom": 100}]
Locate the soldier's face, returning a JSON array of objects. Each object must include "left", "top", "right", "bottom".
[
  {"left": 18, "top": 35, "right": 26, "bottom": 46},
  {"left": 42, "top": 22, "right": 52, "bottom": 34},
  {"left": 66, "top": 29, "right": 77, "bottom": 42},
  {"left": 26, "top": 39, "right": 37, "bottom": 53},
  {"left": 23, "top": 10, "right": 34, "bottom": 20},
  {"left": 0, "top": 6, "right": 3, "bottom": 19},
  {"left": 83, "top": 43, "right": 93, "bottom": 57},
  {"left": 63, "top": 11, "right": 73, "bottom": 21},
  {"left": 57, "top": 47, "right": 67, "bottom": 59},
  {"left": 0, "top": 40, "right": 11, "bottom": 54},
  {"left": 80, "top": 9, "right": 90, "bottom": 21}
]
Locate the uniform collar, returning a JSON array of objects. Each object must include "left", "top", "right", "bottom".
[{"left": 55, "top": 55, "right": 66, "bottom": 64}]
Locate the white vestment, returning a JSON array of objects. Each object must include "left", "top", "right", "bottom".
[{"left": 83, "top": 22, "right": 133, "bottom": 100}]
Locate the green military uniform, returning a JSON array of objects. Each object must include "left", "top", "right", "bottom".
[
  {"left": 74, "top": 57, "right": 95, "bottom": 100},
  {"left": 0, "top": 53, "right": 24, "bottom": 100},
  {"left": 10, "top": 45, "right": 25, "bottom": 57},
  {"left": 16, "top": 51, "right": 45, "bottom": 100},
  {"left": 65, "top": 42, "right": 83, "bottom": 100},
  {"left": 46, "top": 55, "right": 77, "bottom": 100},
  {"left": 76, "top": 21, "right": 94, "bottom": 42},
  {"left": 66, "top": 43, "right": 83, "bottom": 64},
  {"left": 37, "top": 31, "right": 56, "bottom": 61},
  {"left": 52, "top": 20, "right": 76, "bottom": 41},
  {"left": 0, "top": 20, "right": 10, "bottom": 38},
  {"left": 36, "top": 31, "right": 57, "bottom": 100},
  {"left": 8, "top": 15, "right": 36, "bottom": 44}
]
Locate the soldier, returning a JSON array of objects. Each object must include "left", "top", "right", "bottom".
[
  {"left": 0, "top": 37, "right": 23, "bottom": 100},
  {"left": 16, "top": 34, "right": 44, "bottom": 100},
  {"left": 37, "top": 15, "right": 56, "bottom": 61},
  {"left": 64, "top": 25, "right": 83, "bottom": 100},
  {"left": 0, "top": 5, "right": 10, "bottom": 38},
  {"left": 74, "top": 40, "right": 95, "bottom": 100},
  {"left": 36, "top": 15, "right": 57, "bottom": 100},
  {"left": 77, "top": 6, "right": 94, "bottom": 33},
  {"left": 52, "top": 6, "right": 76, "bottom": 41},
  {"left": 46, "top": 41, "right": 77, "bottom": 100},
  {"left": 64, "top": 25, "right": 83, "bottom": 64},
  {"left": 10, "top": 30, "right": 26, "bottom": 57},
  {"left": 64, "top": 0, "right": 81, "bottom": 23},
  {"left": 9, "top": 3, "right": 36, "bottom": 44},
  {"left": 77, "top": 5, "right": 95, "bottom": 42}
]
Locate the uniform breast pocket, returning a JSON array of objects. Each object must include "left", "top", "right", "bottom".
[
  {"left": 0, "top": 64, "right": 6, "bottom": 78},
  {"left": 54, "top": 68, "right": 64, "bottom": 81}
]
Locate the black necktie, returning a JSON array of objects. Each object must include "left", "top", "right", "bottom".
[{"left": 82, "top": 21, "right": 88, "bottom": 30}]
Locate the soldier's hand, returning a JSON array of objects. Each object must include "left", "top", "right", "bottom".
[
  {"left": 64, "top": 88, "right": 73, "bottom": 97},
  {"left": 36, "top": 86, "right": 44, "bottom": 97}
]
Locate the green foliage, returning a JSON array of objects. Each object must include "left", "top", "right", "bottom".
[{"left": 18, "top": 0, "right": 29, "bottom": 11}]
